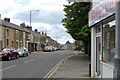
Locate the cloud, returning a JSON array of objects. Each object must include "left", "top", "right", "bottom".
[
  {"left": 0, "top": 0, "right": 74, "bottom": 44},
  {"left": 13, "top": 9, "right": 64, "bottom": 25},
  {"left": 32, "top": 24, "right": 74, "bottom": 44},
  {"left": 43, "top": 25, "right": 74, "bottom": 44}
]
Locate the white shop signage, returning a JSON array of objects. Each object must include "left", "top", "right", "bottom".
[{"left": 89, "top": 0, "right": 116, "bottom": 27}]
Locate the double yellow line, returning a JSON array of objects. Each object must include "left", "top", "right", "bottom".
[{"left": 43, "top": 55, "right": 74, "bottom": 80}]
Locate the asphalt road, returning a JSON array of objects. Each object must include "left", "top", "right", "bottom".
[{"left": 1, "top": 50, "right": 74, "bottom": 78}]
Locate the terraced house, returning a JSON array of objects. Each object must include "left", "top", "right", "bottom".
[
  {"left": 0, "top": 16, "right": 2, "bottom": 50},
  {"left": 0, "top": 16, "right": 61, "bottom": 52}
]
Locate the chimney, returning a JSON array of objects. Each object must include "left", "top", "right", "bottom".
[
  {"left": 45, "top": 32, "right": 47, "bottom": 35},
  {"left": 26, "top": 25, "right": 32, "bottom": 31},
  {"left": 38, "top": 32, "right": 41, "bottom": 34},
  {"left": 4, "top": 18, "right": 10, "bottom": 22},
  {"left": 35, "top": 29, "right": 38, "bottom": 32},
  {"left": 42, "top": 32, "right": 44, "bottom": 34},
  {"left": 20, "top": 23, "right": 26, "bottom": 28}
]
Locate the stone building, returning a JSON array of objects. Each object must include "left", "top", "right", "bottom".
[
  {"left": 0, "top": 17, "right": 60, "bottom": 52},
  {"left": 63, "top": 41, "right": 74, "bottom": 50}
]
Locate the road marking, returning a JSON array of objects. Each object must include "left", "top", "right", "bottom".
[
  {"left": 43, "top": 55, "right": 74, "bottom": 80},
  {"left": 47, "top": 59, "right": 64, "bottom": 79},
  {"left": 43, "top": 59, "right": 62, "bottom": 79},
  {"left": 24, "top": 59, "right": 34, "bottom": 63},
  {"left": 0, "top": 65, "right": 16, "bottom": 71}
]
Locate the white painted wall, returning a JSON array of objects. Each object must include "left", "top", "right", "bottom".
[{"left": 101, "top": 63, "right": 114, "bottom": 78}]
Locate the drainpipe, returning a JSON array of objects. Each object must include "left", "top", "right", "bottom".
[{"left": 114, "top": 1, "right": 120, "bottom": 80}]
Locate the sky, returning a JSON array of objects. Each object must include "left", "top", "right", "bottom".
[{"left": 0, "top": 0, "right": 75, "bottom": 44}]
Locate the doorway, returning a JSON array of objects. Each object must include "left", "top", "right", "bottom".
[{"left": 96, "top": 36, "right": 101, "bottom": 76}]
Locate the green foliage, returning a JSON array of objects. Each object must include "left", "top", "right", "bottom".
[
  {"left": 62, "top": 2, "right": 91, "bottom": 42},
  {"left": 74, "top": 40, "right": 84, "bottom": 50},
  {"left": 62, "top": 2, "right": 91, "bottom": 53}
]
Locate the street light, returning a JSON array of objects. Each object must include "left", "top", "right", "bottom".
[{"left": 29, "top": 10, "right": 39, "bottom": 53}]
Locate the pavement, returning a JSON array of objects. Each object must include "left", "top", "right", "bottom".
[{"left": 51, "top": 51, "right": 90, "bottom": 78}]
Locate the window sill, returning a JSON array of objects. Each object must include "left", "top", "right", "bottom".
[{"left": 101, "top": 62, "right": 114, "bottom": 69}]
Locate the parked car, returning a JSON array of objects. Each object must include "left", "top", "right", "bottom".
[
  {"left": 17, "top": 48, "right": 29, "bottom": 57},
  {"left": 43, "top": 46, "right": 52, "bottom": 52},
  {"left": 54, "top": 47, "right": 58, "bottom": 51},
  {"left": 0, "top": 48, "right": 19, "bottom": 61}
]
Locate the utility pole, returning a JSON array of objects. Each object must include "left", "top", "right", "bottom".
[
  {"left": 29, "top": 10, "right": 39, "bottom": 53},
  {"left": 30, "top": 10, "right": 31, "bottom": 53}
]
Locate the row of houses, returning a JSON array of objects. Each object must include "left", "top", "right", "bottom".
[{"left": 0, "top": 16, "right": 61, "bottom": 52}]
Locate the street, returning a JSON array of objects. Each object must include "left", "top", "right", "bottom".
[{"left": 1, "top": 50, "right": 74, "bottom": 78}]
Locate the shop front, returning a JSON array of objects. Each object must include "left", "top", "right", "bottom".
[{"left": 89, "top": 1, "right": 116, "bottom": 78}]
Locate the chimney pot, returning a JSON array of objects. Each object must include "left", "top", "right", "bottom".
[
  {"left": 26, "top": 25, "right": 32, "bottom": 31},
  {"left": 4, "top": 18, "right": 10, "bottom": 22},
  {"left": 20, "top": 23, "right": 25, "bottom": 28},
  {"left": 35, "top": 29, "right": 38, "bottom": 32}
]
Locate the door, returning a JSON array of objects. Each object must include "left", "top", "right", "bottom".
[{"left": 96, "top": 36, "right": 101, "bottom": 76}]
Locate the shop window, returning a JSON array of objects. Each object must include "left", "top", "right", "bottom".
[{"left": 102, "top": 20, "right": 115, "bottom": 66}]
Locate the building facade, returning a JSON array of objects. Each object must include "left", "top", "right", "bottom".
[
  {"left": 0, "top": 18, "right": 60, "bottom": 52},
  {"left": 0, "top": 18, "right": 2, "bottom": 50},
  {"left": 89, "top": 0, "right": 117, "bottom": 78},
  {"left": 62, "top": 41, "right": 74, "bottom": 50}
]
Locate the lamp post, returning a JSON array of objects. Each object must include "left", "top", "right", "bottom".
[{"left": 29, "top": 10, "right": 39, "bottom": 53}]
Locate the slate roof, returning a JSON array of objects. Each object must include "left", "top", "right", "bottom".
[{"left": 2, "top": 20, "right": 30, "bottom": 33}]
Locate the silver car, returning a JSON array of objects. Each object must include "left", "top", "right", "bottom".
[{"left": 17, "top": 48, "right": 29, "bottom": 57}]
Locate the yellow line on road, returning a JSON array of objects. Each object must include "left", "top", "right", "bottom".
[
  {"left": 43, "top": 59, "right": 62, "bottom": 79},
  {"left": 47, "top": 59, "right": 64, "bottom": 78},
  {"left": 42, "top": 55, "right": 74, "bottom": 80}
]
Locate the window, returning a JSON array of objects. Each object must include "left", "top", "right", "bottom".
[
  {"left": 96, "top": 24, "right": 101, "bottom": 33},
  {"left": 23, "top": 32, "right": 25, "bottom": 38},
  {"left": 6, "top": 29, "right": 9, "bottom": 37},
  {"left": 0, "top": 40, "right": 2, "bottom": 49},
  {"left": 16, "top": 30, "right": 19, "bottom": 38},
  {"left": 16, "top": 41, "right": 18, "bottom": 48},
  {"left": 12, "top": 41, "right": 14, "bottom": 47},
  {"left": 6, "top": 39, "right": 9, "bottom": 46},
  {"left": 102, "top": 20, "right": 115, "bottom": 66},
  {"left": 20, "top": 41, "right": 22, "bottom": 47}
]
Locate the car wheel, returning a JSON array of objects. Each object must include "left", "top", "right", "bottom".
[
  {"left": 16, "top": 54, "right": 19, "bottom": 59},
  {"left": 26, "top": 54, "right": 28, "bottom": 56},
  {"left": 8, "top": 55, "right": 11, "bottom": 61},
  {"left": 23, "top": 54, "right": 25, "bottom": 57}
]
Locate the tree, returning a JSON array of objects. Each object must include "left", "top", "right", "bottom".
[{"left": 62, "top": 2, "right": 91, "bottom": 54}]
